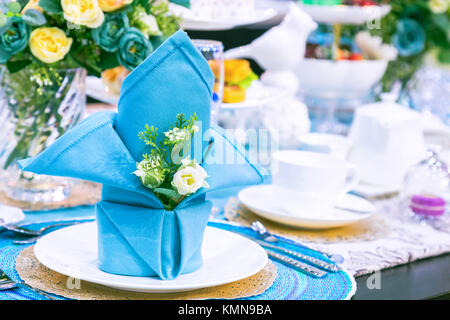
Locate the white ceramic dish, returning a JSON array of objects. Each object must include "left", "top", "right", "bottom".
[
  {"left": 238, "top": 185, "right": 375, "bottom": 229},
  {"left": 297, "top": 58, "right": 388, "bottom": 99},
  {"left": 34, "top": 222, "right": 268, "bottom": 293},
  {"left": 222, "top": 80, "right": 288, "bottom": 110},
  {"left": 86, "top": 76, "right": 119, "bottom": 105},
  {"left": 171, "top": 4, "right": 277, "bottom": 31},
  {"left": 299, "top": 4, "right": 391, "bottom": 25},
  {"left": 0, "top": 204, "right": 25, "bottom": 227},
  {"left": 352, "top": 182, "right": 400, "bottom": 199}
]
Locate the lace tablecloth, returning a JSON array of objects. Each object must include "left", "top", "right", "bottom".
[{"left": 225, "top": 197, "right": 450, "bottom": 276}]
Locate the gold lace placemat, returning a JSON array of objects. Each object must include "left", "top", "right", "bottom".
[
  {"left": 224, "top": 197, "right": 391, "bottom": 243},
  {"left": 16, "top": 246, "right": 277, "bottom": 300},
  {"left": 0, "top": 181, "right": 101, "bottom": 211}
]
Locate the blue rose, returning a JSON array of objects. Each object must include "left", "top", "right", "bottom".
[
  {"left": 92, "top": 13, "right": 129, "bottom": 52},
  {"left": 0, "top": 17, "right": 30, "bottom": 63},
  {"left": 117, "top": 27, "right": 153, "bottom": 70},
  {"left": 392, "top": 18, "right": 426, "bottom": 57}
]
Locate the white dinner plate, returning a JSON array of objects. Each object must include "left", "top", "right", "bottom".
[
  {"left": 299, "top": 4, "right": 391, "bottom": 25},
  {"left": 222, "top": 80, "right": 288, "bottom": 110},
  {"left": 86, "top": 76, "right": 119, "bottom": 105},
  {"left": 238, "top": 185, "right": 375, "bottom": 229},
  {"left": 170, "top": 4, "right": 277, "bottom": 31},
  {"left": 34, "top": 222, "right": 268, "bottom": 293},
  {"left": 0, "top": 204, "right": 25, "bottom": 227}
]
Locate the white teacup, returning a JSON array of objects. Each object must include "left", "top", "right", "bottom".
[
  {"left": 298, "top": 133, "right": 351, "bottom": 160},
  {"left": 271, "top": 150, "right": 359, "bottom": 214}
]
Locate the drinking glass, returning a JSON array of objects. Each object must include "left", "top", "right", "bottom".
[{"left": 192, "top": 39, "right": 224, "bottom": 126}]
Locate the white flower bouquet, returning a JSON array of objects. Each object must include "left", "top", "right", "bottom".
[{"left": 133, "top": 113, "right": 209, "bottom": 210}]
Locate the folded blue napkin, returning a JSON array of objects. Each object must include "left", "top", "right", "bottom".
[{"left": 18, "top": 30, "right": 263, "bottom": 280}]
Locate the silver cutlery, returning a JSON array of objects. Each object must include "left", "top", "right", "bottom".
[
  {"left": 2, "top": 219, "right": 94, "bottom": 237},
  {"left": 0, "top": 268, "right": 57, "bottom": 300},
  {"left": 13, "top": 235, "right": 45, "bottom": 245},
  {"left": 265, "top": 249, "right": 327, "bottom": 278},
  {"left": 249, "top": 237, "right": 340, "bottom": 272},
  {"left": 251, "top": 221, "right": 345, "bottom": 264}
]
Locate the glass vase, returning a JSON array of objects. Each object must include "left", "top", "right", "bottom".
[{"left": 0, "top": 67, "right": 86, "bottom": 204}]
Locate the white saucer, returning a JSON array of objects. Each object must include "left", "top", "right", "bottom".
[
  {"left": 34, "top": 222, "right": 268, "bottom": 293},
  {"left": 299, "top": 4, "right": 391, "bottom": 25},
  {"left": 352, "top": 182, "right": 400, "bottom": 199},
  {"left": 86, "top": 76, "right": 119, "bottom": 105},
  {"left": 222, "top": 80, "right": 288, "bottom": 110},
  {"left": 238, "top": 185, "right": 375, "bottom": 229},
  {"left": 170, "top": 4, "right": 277, "bottom": 31},
  {"left": 0, "top": 204, "right": 25, "bottom": 227}
]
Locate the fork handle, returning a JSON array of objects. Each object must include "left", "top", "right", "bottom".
[{"left": 266, "top": 250, "right": 327, "bottom": 278}]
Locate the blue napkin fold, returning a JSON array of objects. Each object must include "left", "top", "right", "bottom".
[{"left": 18, "top": 30, "right": 264, "bottom": 279}]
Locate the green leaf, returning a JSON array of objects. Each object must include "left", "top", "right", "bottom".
[
  {"left": 98, "top": 51, "right": 120, "bottom": 71},
  {"left": 6, "top": 59, "right": 32, "bottom": 74},
  {"left": 153, "top": 188, "right": 183, "bottom": 201},
  {"left": 7, "top": 1, "right": 21, "bottom": 14},
  {"left": 169, "top": 0, "right": 190, "bottom": 8},
  {"left": 437, "top": 48, "right": 450, "bottom": 64},
  {"left": 22, "top": 9, "right": 47, "bottom": 26},
  {"left": 39, "top": 0, "right": 63, "bottom": 14}
]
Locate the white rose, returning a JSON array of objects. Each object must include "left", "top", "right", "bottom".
[
  {"left": 172, "top": 159, "right": 209, "bottom": 196},
  {"left": 429, "top": 0, "right": 449, "bottom": 14}
]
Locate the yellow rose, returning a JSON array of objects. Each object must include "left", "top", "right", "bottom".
[
  {"left": 21, "top": 0, "right": 43, "bottom": 13},
  {"left": 98, "top": 0, "right": 132, "bottom": 12},
  {"left": 429, "top": 0, "right": 449, "bottom": 14},
  {"left": 61, "top": 0, "right": 105, "bottom": 28},
  {"left": 29, "top": 27, "right": 73, "bottom": 63}
]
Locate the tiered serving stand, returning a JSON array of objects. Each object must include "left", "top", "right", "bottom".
[{"left": 296, "top": 2, "right": 391, "bottom": 133}]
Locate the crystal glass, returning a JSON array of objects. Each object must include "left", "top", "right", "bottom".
[
  {"left": 192, "top": 39, "right": 224, "bottom": 126},
  {"left": 401, "top": 149, "right": 450, "bottom": 223},
  {"left": 0, "top": 67, "right": 86, "bottom": 203}
]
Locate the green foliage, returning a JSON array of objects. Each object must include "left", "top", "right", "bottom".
[
  {"left": 38, "top": 0, "right": 63, "bottom": 14},
  {"left": 136, "top": 113, "right": 200, "bottom": 210},
  {"left": 369, "top": 0, "right": 450, "bottom": 92}
]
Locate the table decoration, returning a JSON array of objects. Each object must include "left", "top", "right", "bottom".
[
  {"left": 17, "top": 30, "right": 264, "bottom": 280},
  {"left": 16, "top": 246, "right": 277, "bottom": 300},
  {"left": 227, "top": 196, "right": 450, "bottom": 276},
  {"left": 401, "top": 149, "right": 450, "bottom": 220},
  {"left": 0, "top": 0, "right": 181, "bottom": 204}
]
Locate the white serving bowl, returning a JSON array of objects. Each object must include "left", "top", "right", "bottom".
[{"left": 296, "top": 58, "right": 388, "bottom": 99}]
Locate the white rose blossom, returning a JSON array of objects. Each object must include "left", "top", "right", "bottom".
[
  {"left": 429, "top": 0, "right": 449, "bottom": 14},
  {"left": 171, "top": 159, "right": 209, "bottom": 196}
]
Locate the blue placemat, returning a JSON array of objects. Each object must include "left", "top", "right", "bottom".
[{"left": 0, "top": 205, "right": 356, "bottom": 300}]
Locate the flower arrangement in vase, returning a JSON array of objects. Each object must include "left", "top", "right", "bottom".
[{"left": 0, "top": 0, "right": 181, "bottom": 203}]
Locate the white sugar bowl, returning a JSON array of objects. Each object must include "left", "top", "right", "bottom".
[{"left": 348, "top": 98, "right": 427, "bottom": 187}]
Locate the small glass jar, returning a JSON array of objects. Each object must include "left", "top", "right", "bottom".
[
  {"left": 401, "top": 148, "right": 450, "bottom": 222},
  {"left": 192, "top": 39, "right": 224, "bottom": 126}
]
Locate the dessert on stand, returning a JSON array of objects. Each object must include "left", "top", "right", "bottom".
[{"left": 296, "top": 0, "right": 394, "bottom": 133}]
